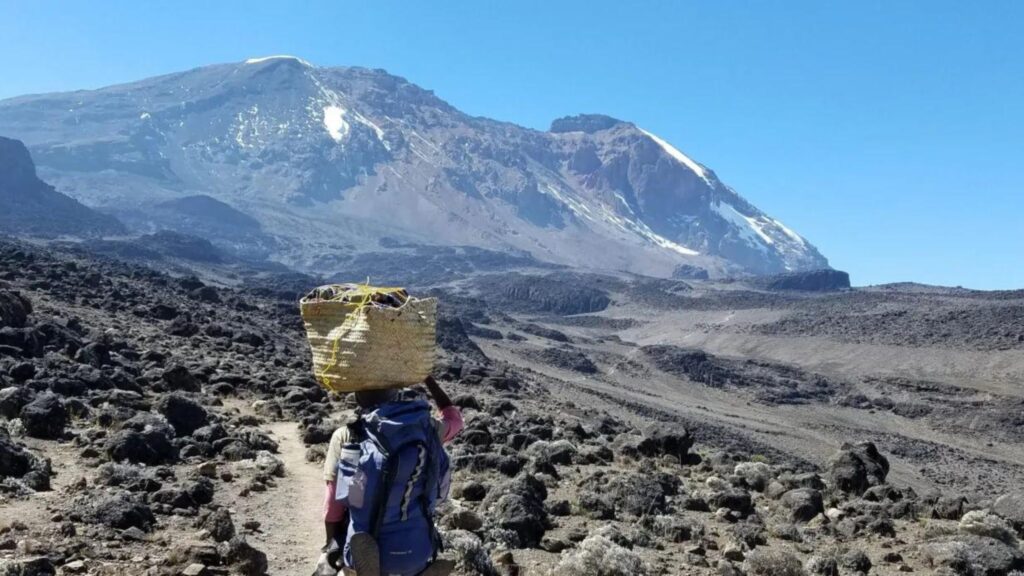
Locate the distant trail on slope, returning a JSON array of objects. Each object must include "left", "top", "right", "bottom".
[{"left": 256, "top": 422, "right": 325, "bottom": 576}]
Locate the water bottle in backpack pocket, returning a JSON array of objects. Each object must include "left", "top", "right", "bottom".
[{"left": 335, "top": 443, "right": 366, "bottom": 508}]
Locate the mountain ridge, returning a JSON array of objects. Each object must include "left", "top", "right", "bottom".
[
  {"left": 0, "top": 136, "right": 125, "bottom": 238},
  {"left": 0, "top": 57, "right": 829, "bottom": 278}
]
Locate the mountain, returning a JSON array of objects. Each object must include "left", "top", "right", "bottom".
[
  {"left": 0, "top": 136, "right": 125, "bottom": 238},
  {"left": 0, "top": 56, "right": 827, "bottom": 277},
  {"left": 116, "top": 194, "right": 278, "bottom": 261}
]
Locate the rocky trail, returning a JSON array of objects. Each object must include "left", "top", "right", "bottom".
[{"left": 251, "top": 422, "right": 324, "bottom": 576}]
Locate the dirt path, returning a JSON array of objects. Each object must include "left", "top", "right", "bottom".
[{"left": 239, "top": 421, "right": 325, "bottom": 576}]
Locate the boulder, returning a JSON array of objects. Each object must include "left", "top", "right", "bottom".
[
  {"left": 444, "top": 509, "right": 484, "bottom": 532},
  {"left": 0, "top": 291, "right": 31, "bottom": 328},
  {"left": 8, "top": 363, "right": 35, "bottom": 382},
  {"left": 454, "top": 481, "right": 487, "bottom": 502},
  {"left": 706, "top": 488, "right": 754, "bottom": 518},
  {"left": 217, "top": 536, "right": 268, "bottom": 576},
  {"left": 168, "top": 541, "right": 221, "bottom": 568},
  {"left": 94, "top": 463, "right": 161, "bottom": 493},
  {"left": 452, "top": 394, "right": 481, "bottom": 411},
  {"left": 526, "top": 439, "right": 577, "bottom": 466},
  {"left": 581, "top": 471, "right": 675, "bottom": 518},
  {"left": 19, "top": 393, "right": 67, "bottom": 439},
  {"left": 547, "top": 499, "right": 572, "bottom": 517},
  {"left": 156, "top": 394, "right": 209, "bottom": 436},
  {"left": 673, "top": 264, "right": 710, "bottom": 280},
  {"left": 190, "top": 286, "right": 221, "bottom": 304},
  {"left": 233, "top": 331, "right": 265, "bottom": 347},
  {"left": 0, "top": 428, "right": 51, "bottom": 491},
  {"left": 933, "top": 495, "right": 968, "bottom": 520},
  {"left": 199, "top": 508, "right": 235, "bottom": 542},
  {"left": 839, "top": 549, "right": 872, "bottom": 574},
  {"left": 162, "top": 365, "right": 200, "bottom": 392},
  {"left": 106, "top": 428, "right": 177, "bottom": 465},
  {"left": 188, "top": 477, "right": 215, "bottom": 506},
  {"left": 636, "top": 424, "right": 693, "bottom": 463},
  {"left": 74, "top": 342, "right": 111, "bottom": 367},
  {"left": 192, "top": 423, "right": 228, "bottom": 445},
  {"left": 486, "top": 474, "right": 549, "bottom": 548},
  {"left": 168, "top": 317, "right": 200, "bottom": 337},
  {"left": 203, "top": 323, "right": 234, "bottom": 339},
  {"left": 85, "top": 491, "right": 156, "bottom": 531},
  {"left": 780, "top": 488, "right": 824, "bottom": 523},
  {"left": 0, "top": 386, "right": 34, "bottom": 419},
  {"left": 0, "top": 429, "right": 33, "bottom": 478},
  {"left": 825, "top": 441, "right": 889, "bottom": 495},
  {"left": 758, "top": 269, "right": 851, "bottom": 292},
  {"left": 0, "top": 557, "right": 55, "bottom": 576},
  {"left": 254, "top": 451, "right": 285, "bottom": 477},
  {"left": 149, "top": 304, "right": 180, "bottom": 320},
  {"left": 151, "top": 486, "right": 198, "bottom": 509}
]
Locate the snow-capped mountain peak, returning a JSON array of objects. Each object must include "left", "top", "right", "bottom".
[
  {"left": 639, "top": 128, "right": 713, "bottom": 187},
  {"left": 244, "top": 55, "right": 313, "bottom": 67},
  {"left": 0, "top": 64, "right": 828, "bottom": 277}
]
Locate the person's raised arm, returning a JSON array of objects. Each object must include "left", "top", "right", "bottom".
[
  {"left": 424, "top": 375, "right": 463, "bottom": 443},
  {"left": 424, "top": 375, "right": 453, "bottom": 410}
]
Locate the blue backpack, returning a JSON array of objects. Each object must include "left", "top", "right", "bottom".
[{"left": 335, "top": 399, "right": 451, "bottom": 576}]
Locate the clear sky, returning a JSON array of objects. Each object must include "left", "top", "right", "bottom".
[{"left": 2, "top": 1, "right": 1021, "bottom": 288}]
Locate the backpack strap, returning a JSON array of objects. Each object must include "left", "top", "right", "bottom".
[
  {"left": 361, "top": 422, "right": 393, "bottom": 540},
  {"left": 423, "top": 418, "right": 443, "bottom": 514}
]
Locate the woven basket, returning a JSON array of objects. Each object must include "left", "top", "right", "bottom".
[{"left": 300, "top": 289, "right": 437, "bottom": 393}]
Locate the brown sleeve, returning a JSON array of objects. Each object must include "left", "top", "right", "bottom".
[{"left": 322, "top": 426, "right": 350, "bottom": 482}]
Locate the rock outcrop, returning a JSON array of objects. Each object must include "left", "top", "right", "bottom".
[{"left": 0, "top": 136, "right": 124, "bottom": 237}]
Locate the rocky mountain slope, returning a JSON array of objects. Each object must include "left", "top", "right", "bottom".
[
  {"left": 1, "top": 240, "right": 1022, "bottom": 576},
  {"left": 0, "top": 137, "right": 124, "bottom": 238},
  {"left": 0, "top": 56, "right": 827, "bottom": 277}
]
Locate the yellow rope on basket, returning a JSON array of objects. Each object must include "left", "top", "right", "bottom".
[{"left": 310, "top": 282, "right": 410, "bottom": 389}]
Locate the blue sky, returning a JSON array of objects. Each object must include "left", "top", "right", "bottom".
[{"left": 2, "top": 1, "right": 1021, "bottom": 288}]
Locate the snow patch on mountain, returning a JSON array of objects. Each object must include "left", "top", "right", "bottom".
[
  {"left": 542, "top": 184, "right": 594, "bottom": 222},
  {"left": 542, "top": 184, "right": 701, "bottom": 257},
  {"left": 245, "top": 55, "right": 312, "bottom": 66},
  {"left": 640, "top": 128, "right": 712, "bottom": 186},
  {"left": 310, "top": 73, "right": 387, "bottom": 149},
  {"left": 323, "top": 106, "right": 349, "bottom": 142},
  {"left": 635, "top": 221, "right": 700, "bottom": 256},
  {"left": 712, "top": 200, "right": 771, "bottom": 251},
  {"left": 351, "top": 110, "right": 388, "bottom": 148},
  {"left": 770, "top": 217, "right": 806, "bottom": 246}
]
